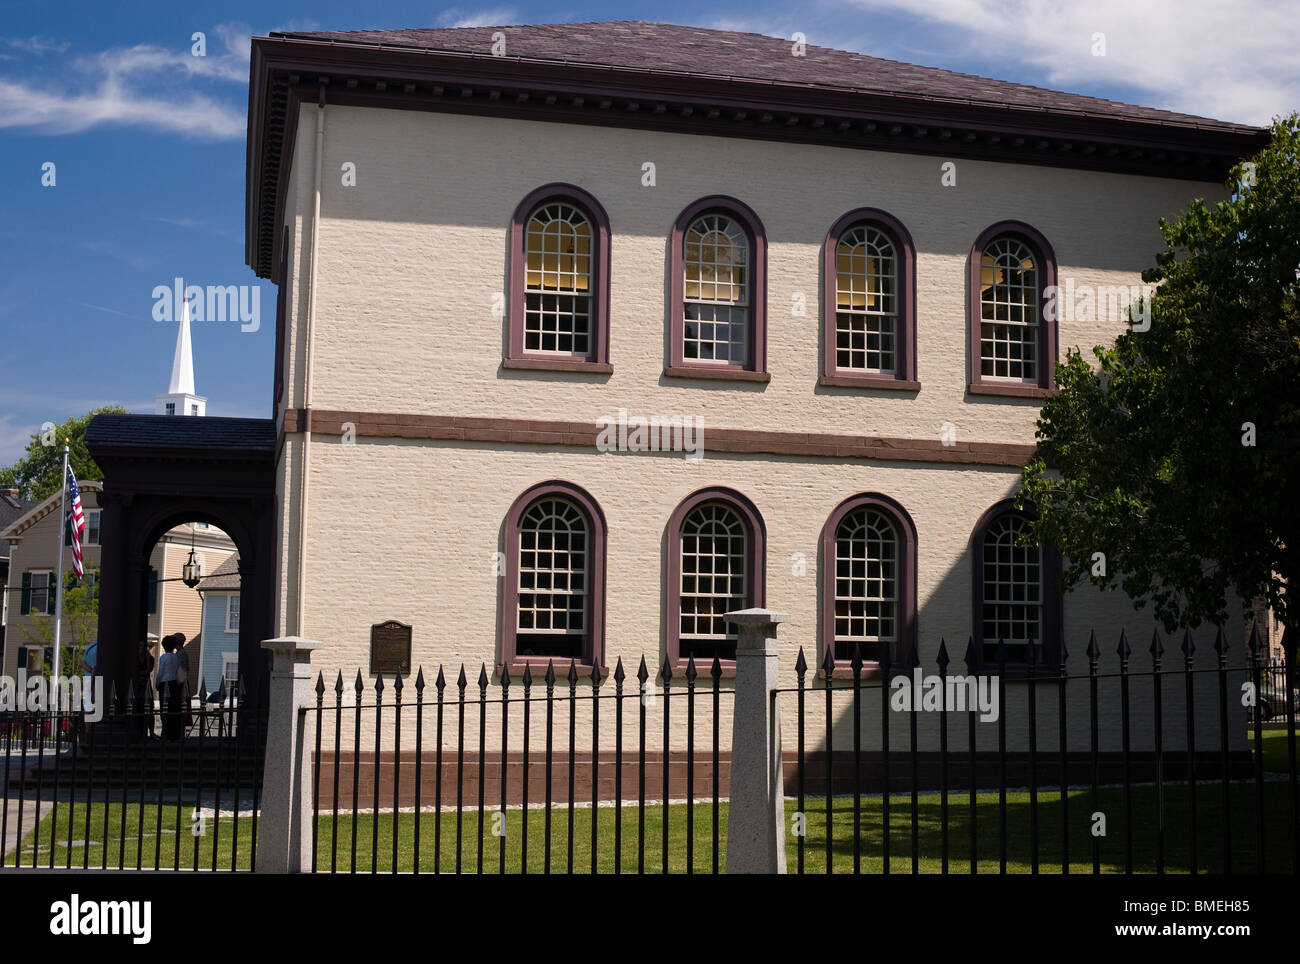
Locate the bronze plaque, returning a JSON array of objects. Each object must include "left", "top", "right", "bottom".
[{"left": 369, "top": 620, "right": 412, "bottom": 676}]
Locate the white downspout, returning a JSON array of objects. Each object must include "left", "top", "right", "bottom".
[{"left": 295, "top": 94, "right": 325, "bottom": 636}]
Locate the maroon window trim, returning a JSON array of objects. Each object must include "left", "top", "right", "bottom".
[
  {"left": 665, "top": 486, "right": 767, "bottom": 674},
  {"left": 967, "top": 220, "right": 1058, "bottom": 397},
  {"left": 969, "top": 498, "right": 1064, "bottom": 675},
  {"left": 666, "top": 195, "right": 768, "bottom": 378},
  {"left": 819, "top": 492, "right": 917, "bottom": 676},
  {"left": 500, "top": 480, "right": 607, "bottom": 674},
  {"left": 820, "top": 208, "right": 918, "bottom": 389},
  {"left": 506, "top": 183, "right": 612, "bottom": 372}
]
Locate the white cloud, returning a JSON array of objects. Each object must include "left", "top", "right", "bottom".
[
  {"left": 0, "top": 78, "right": 244, "bottom": 138},
  {"left": 75, "top": 302, "right": 134, "bottom": 319},
  {"left": 4, "top": 36, "right": 71, "bottom": 55},
  {"left": 435, "top": 7, "right": 519, "bottom": 29},
  {"left": 839, "top": 0, "right": 1298, "bottom": 126},
  {"left": 78, "top": 240, "right": 152, "bottom": 272},
  {"left": 271, "top": 18, "right": 323, "bottom": 34},
  {"left": 0, "top": 23, "right": 249, "bottom": 139},
  {"left": 0, "top": 415, "right": 39, "bottom": 466}
]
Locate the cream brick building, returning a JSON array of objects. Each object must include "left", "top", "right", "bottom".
[{"left": 240, "top": 23, "right": 1269, "bottom": 753}]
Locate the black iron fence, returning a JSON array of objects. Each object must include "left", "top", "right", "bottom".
[
  {"left": 1, "top": 679, "right": 264, "bottom": 871},
  {"left": 2, "top": 630, "right": 1296, "bottom": 874},
  {"left": 300, "top": 630, "right": 1297, "bottom": 875},
  {"left": 780, "top": 636, "right": 1296, "bottom": 875}
]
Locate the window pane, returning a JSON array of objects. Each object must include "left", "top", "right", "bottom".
[
  {"left": 833, "top": 508, "right": 899, "bottom": 662},
  {"left": 980, "top": 514, "right": 1043, "bottom": 660},
  {"left": 679, "top": 503, "right": 746, "bottom": 660},
  {"left": 524, "top": 203, "right": 593, "bottom": 356},
  {"left": 979, "top": 238, "right": 1038, "bottom": 381},
  {"left": 31, "top": 571, "right": 49, "bottom": 613},
  {"left": 517, "top": 497, "right": 588, "bottom": 659},
  {"left": 683, "top": 214, "right": 750, "bottom": 365},
  {"left": 835, "top": 225, "right": 898, "bottom": 373}
]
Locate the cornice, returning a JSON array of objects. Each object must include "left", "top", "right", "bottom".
[{"left": 246, "top": 35, "right": 1269, "bottom": 279}]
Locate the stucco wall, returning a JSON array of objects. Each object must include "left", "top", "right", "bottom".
[
  {"left": 278, "top": 104, "right": 1225, "bottom": 445},
  {"left": 291, "top": 437, "right": 1246, "bottom": 753}
]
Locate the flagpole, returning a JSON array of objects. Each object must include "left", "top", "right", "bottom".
[{"left": 52, "top": 439, "right": 69, "bottom": 685}]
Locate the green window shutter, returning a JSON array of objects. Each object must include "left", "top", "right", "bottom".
[
  {"left": 46, "top": 572, "right": 57, "bottom": 614},
  {"left": 64, "top": 515, "right": 71, "bottom": 546},
  {"left": 147, "top": 568, "right": 158, "bottom": 614},
  {"left": 20, "top": 572, "right": 31, "bottom": 615}
]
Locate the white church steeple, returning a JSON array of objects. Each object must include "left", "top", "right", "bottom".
[{"left": 155, "top": 284, "right": 207, "bottom": 416}]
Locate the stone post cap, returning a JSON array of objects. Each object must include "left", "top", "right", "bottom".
[
  {"left": 261, "top": 637, "right": 323, "bottom": 668},
  {"left": 724, "top": 608, "right": 789, "bottom": 627}
]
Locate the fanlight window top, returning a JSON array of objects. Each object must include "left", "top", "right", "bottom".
[
  {"left": 525, "top": 203, "right": 592, "bottom": 293},
  {"left": 980, "top": 238, "right": 1037, "bottom": 321},
  {"left": 835, "top": 225, "right": 896, "bottom": 315},
  {"left": 684, "top": 214, "right": 749, "bottom": 305}
]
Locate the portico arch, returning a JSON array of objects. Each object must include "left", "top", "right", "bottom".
[{"left": 86, "top": 414, "right": 277, "bottom": 720}]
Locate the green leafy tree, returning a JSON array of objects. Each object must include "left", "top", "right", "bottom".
[
  {"left": 21, "top": 568, "right": 100, "bottom": 676},
  {"left": 1020, "top": 114, "right": 1299, "bottom": 633},
  {"left": 0, "top": 407, "right": 128, "bottom": 501}
]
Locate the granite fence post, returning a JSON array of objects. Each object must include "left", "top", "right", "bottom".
[
  {"left": 257, "top": 636, "right": 321, "bottom": 873},
  {"left": 724, "top": 608, "right": 788, "bottom": 874}
]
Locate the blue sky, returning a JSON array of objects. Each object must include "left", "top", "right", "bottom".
[{"left": 1, "top": 0, "right": 1296, "bottom": 464}]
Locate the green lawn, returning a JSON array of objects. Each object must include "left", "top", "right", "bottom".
[
  {"left": 10, "top": 779, "right": 1296, "bottom": 873},
  {"left": 1251, "top": 727, "right": 1298, "bottom": 774}
]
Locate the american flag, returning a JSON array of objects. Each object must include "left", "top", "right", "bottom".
[{"left": 67, "top": 467, "right": 86, "bottom": 580}]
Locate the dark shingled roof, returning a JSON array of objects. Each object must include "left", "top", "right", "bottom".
[
  {"left": 0, "top": 492, "right": 37, "bottom": 544},
  {"left": 86, "top": 414, "right": 276, "bottom": 453},
  {"left": 196, "top": 553, "right": 241, "bottom": 593},
  {"left": 275, "top": 21, "right": 1255, "bottom": 132}
]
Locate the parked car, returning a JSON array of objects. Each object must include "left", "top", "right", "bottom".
[{"left": 1257, "top": 678, "right": 1299, "bottom": 721}]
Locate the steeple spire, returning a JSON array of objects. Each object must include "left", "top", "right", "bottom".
[
  {"left": 155, "top": 280, "right": 207, "bottom": 416},
  {"left": 168, "top": 292, "right": 196, "bottom": 396}
]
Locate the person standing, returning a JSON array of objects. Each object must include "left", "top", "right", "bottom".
[
  {"left": 135, "top": 638, "right": 156, "bottom": 738},
  {"left": 156, "top": 635, "right": 184, "bottom": 741}
]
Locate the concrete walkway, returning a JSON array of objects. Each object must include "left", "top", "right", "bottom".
[{"left": 1, "top": 798, "right": 54, "bottom": 867}]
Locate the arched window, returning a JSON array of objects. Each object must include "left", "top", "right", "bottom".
[
  {"left": 820, "top": 493, "right": 917, "bottom": 671},
  {"left": 971, "top": 500, "right": 1062, "bottom": 670},
  {"left": 666, "top": 197, "right": 769, "bottom": 382},
  {"left": 820, "top": 209, "right": 918, "bottom": 389},
  {"left": 666, "top": 487, "right": 766, "bottom": 667},
  {"left": 967, "top": 221, "right": 1057, "bottom": 397},
  {"left": 505, "top": 184, "right": 611, "bottom": 373},
  {"left": 501, "top": 481, "right": 607, "bottom": 670}
]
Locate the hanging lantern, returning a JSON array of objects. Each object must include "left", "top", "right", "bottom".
[
  {"left": 182, "top": 528, "right": 202, "bottom": 588},
  {"left": 182, "top": 548, "right": 201, "bottom": 589}
]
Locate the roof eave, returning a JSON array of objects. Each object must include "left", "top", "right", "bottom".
[{"left": 245, "top": 34, "right": 1271, "bottom": 278}]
